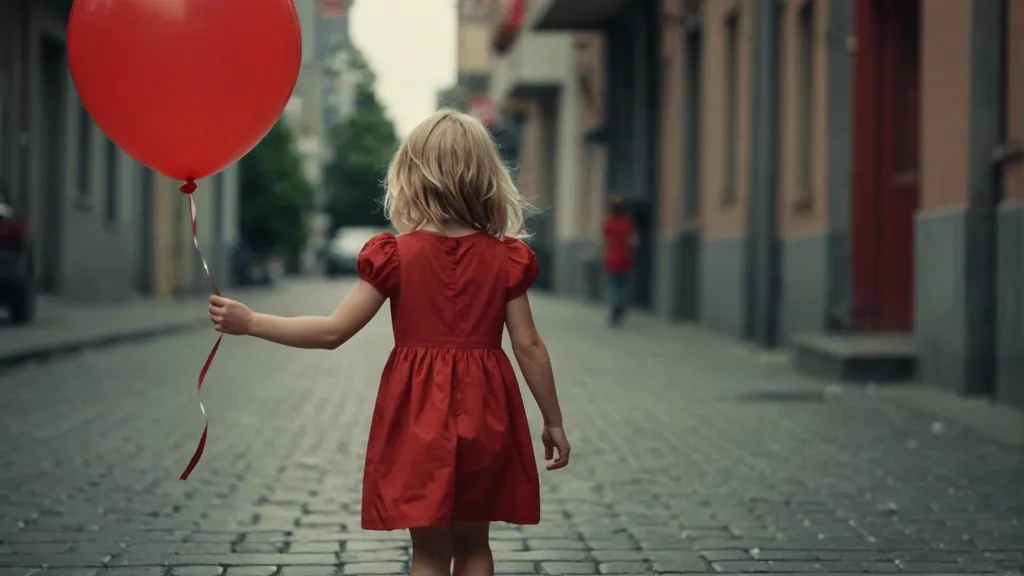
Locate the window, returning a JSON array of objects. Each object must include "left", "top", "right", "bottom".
[
  {"left": 78, "top": 106, "right": 91, "bottom": 198},
  {"left": 104, "top": 137, "right": 118, "bottom": 226},
  {"left": 722, "top": 10, "right": 740, "bottom": 206},
  {"left": 796, "top": 0, "right": 815, "bottom": 207}
]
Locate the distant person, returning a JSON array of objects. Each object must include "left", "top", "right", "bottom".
[
  {"left": 207, "top": 109, "right": 570, "bottom": 576},
  {"left": 601, "top": 195, "right": 637, "bottom": 326}
]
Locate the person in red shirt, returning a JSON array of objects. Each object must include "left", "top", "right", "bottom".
[{"left": 601, "top": 195, "right": 637, "bottom": 326}]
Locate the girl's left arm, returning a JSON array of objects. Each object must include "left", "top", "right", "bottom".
[{"left": 245, "top": 280, "right": 386, "bottom": 350}]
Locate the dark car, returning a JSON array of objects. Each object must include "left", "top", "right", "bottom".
[{"left": 0, "top": 178, "right": 35, "bottom": 324}]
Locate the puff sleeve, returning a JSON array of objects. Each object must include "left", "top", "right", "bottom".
[
  {"left": 358, "top": 233, "right": 399, "bottom": 297},
  {"left": 504, "top": 237, "right": 539, "bottom": 301}
]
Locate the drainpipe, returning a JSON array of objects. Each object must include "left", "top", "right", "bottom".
[{"left": 748, "top": 0, "right": 781, "bottom": 347}]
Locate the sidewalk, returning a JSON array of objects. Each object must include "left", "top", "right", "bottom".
[
  {"left": 0, "top": 283, "right": 284, "bottom": 368},
  {"left": 558, "top": 296, "right": 1024, "bottom": 450}
]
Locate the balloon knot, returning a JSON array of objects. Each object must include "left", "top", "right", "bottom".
[{"left": 180, "top": 178, "right": 197, "bottom": 195}]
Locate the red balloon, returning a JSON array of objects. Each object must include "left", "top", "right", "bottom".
[{"left": 68, "top": 0, "right": 302, "bottom": 181}]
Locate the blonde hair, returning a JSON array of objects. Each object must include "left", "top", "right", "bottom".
[{"left": 383, "top": 108, "right": 530, "bottom": 238}]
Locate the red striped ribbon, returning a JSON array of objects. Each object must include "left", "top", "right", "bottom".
[{"left": 178, "top": 177, "right": 222, "bottom": 480}]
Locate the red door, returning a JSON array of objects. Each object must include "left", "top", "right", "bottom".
[{"left": 851, "top": 0, "right": 921, "bottom": 332}]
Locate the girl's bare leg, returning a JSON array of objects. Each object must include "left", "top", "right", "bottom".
[
  {"left": 410, "top": 527, "right": 453, "bottom": 576},
  {"left": 452, "top": 522, "right": 493, "bottom": 576}
]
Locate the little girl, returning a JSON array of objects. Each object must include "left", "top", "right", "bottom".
[{"left": 208, "top": 109, "right": 570, "bottom": 576}]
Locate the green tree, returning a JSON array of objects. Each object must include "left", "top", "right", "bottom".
[
  {"left": 324, "top": 47, "right": 399, "bottom": 233},
  {"left": 239, "top": 121, "right": 315, "bottom": 268}
]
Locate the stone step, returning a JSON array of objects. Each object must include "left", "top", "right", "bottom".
[{"left": 791, "top": 332, "right": 918, "bottom": 383}]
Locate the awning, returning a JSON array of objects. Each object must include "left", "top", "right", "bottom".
[
  {"left": 494, "top": 0, "right": 527, "bottom": 54},
  {"left": 319, "top": 0, "right": 347, "bottom": 18},
  {"left": 533, "top": 0, "right": 627, "bottom": 30}
]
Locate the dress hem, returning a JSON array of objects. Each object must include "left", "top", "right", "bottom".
[{"left": 361, "top": 515, "right": 541, "bottom": 531}]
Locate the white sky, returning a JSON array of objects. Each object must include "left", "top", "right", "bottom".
[{"left": 349, "top": 0, "right": 458, "bottom": 138}]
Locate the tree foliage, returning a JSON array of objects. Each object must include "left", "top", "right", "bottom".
[
  {"left": 323, "top": 47, "right": 399, "bottom": 233},
  {"left": 238, "top": 121, "right": 314, "bottom": 262}
]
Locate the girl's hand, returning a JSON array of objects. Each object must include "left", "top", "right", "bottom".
[
  {"left": 542, "top": 425, "right": 571, "bottom": 470},
  {"left": 209, "top": 295, "right": 253, "bottom": 335}
]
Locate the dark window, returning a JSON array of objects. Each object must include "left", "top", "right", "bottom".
[
  {"left": 722, "top": 10, "right": 740, "bottom": 205},
  {"left": 797, "top": 0, "right": 815, "bottom": 197},
  {"left": 0, "top": 71, "right": 7, "bottom": 176},
  {"left": 105, "top": 137, "right": 118, "bottom": 226},
  {"left": 684, "top": 24, "right": 703, "bottom": 220},
  {"left": 78, "top": 106, "right": 91, "bottom": 196}
]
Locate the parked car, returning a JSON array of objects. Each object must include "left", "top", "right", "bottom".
[
  {"left": 325, "top": 226, "right": 389, "bottom": 277},
  {"left": 0, "top": 177, "right": 36, "bottom": 324}
]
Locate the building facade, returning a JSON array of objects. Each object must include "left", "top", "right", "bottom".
[
  {"left": 488, "top": 0, "right": 582, "bottom": 293},
  {"left": 0, "top": 0, "right": 241, "bottom": 304},
  {"left": 289, "top": 0, "right": 345, "bottom": 272},
  {"left": 324, "top": 45, "right": 365, "bottom": 130},
  {"left": 526, "top": 0, "right": 1024, "bottom": 409},
  {"left": 318, "top": 0, "right": 357, "bottom": 130},
  {"left": 458, "top": 0, "right": 499, "bottom": 114},
  {"left": 292, "top": 0, "right": 329, "bottom": 196}
]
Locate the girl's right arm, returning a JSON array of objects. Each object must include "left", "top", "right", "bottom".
[
  {"left": 210, "top": 280, "right": 385, "bottom": 350},
  {"left": 505, "top": 294, "right": 571, "bottom": 469}
]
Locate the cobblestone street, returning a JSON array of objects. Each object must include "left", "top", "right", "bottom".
[{"left": 0, "top": 280, "right": 1021, "bottom": 575}]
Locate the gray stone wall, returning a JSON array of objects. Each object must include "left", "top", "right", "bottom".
[
  {"left": 996, "top": 202, "right": 1024, "bottom": 409},
  {"left": 779, "top": 232, "right": 829, "bottom": 345},
  {"left": 555, "top": 239, "right": 596, "bottom": 300},
  {"left": 653, "top": 230, "right": 700, "bottom": 321},
  {"left": 699, "top": 236, "right": 749, "bottom": 338},
  {"left": 60, "top": 94, "right": 138, "bottom": 302},
  {"left": 914, "top": 208, "right": 969, "bottom": 394}
]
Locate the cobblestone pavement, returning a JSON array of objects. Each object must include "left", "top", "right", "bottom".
[{"left": 1, "top": 279, "right": 1022, "bottom": 576}]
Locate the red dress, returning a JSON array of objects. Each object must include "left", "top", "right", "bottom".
[{"left": 356, "top": 230, "right": 542, "bottom": 530}]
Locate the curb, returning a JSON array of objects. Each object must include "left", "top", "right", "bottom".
[{"left": 0, "top": 318, "right": 211, "bottom": 370}]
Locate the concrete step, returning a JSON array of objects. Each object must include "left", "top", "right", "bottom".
[{"left": 791, "top": 332, "right": 917, "bottom": 383}]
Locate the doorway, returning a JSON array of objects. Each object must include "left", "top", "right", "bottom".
[
  {"left": 850, "top": 0, "right": 921, "bottom": 332},
  {"left": 531, "top": 96, "right": 558, "bottom": 293},
  {"left": 39, "top": 36, "right": 67, "bottom": 293}
]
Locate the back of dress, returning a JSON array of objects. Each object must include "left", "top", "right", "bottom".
[
  {"left": 355, "top": 230, "right": 542, "bottom": 530},
  {"left": 357, "top": 231, "right": 539, "bottom": 349}
]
